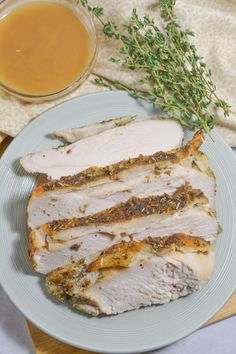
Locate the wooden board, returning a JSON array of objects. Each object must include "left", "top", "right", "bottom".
[{"left": 1, "top": 138, "right": 236, "bottom": 353}]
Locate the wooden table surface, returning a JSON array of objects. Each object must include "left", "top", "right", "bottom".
[{"left": 1, "top": 137, "right": 236, "bottom": 354}]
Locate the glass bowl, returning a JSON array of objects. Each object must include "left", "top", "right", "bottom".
[{"left": 0, "top": 0, "right": 98, "bottom": 102}]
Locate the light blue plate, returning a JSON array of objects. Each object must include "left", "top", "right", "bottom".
[{"left": 0, "top": 91, "right": 236, "bottom": 353}]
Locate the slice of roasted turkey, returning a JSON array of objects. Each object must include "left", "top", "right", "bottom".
[
  {"left": 28, "top": 131, "right": 215, "bottom": 229},
  {"left": 20, "top": 119, "right": 184, "bottom": 179},
  {"left": 30, "top": 184, "right": 218, "bottom": 274},
  {"left": 46, "top": 234, "right": 214, "bottom": 316}
]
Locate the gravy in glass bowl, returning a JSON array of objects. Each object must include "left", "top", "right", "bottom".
[{"left": 0, "top": 0, "right": 97, "bottom": 101}]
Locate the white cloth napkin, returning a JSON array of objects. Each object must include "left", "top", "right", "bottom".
[
  {"left": 0, "top": 286, "right": 35, "bottom": 354},
  {"left": 149, "top": 315, "right": 236, "bottom": 354}
]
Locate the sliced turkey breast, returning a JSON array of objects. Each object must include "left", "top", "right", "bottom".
[
  {"left": 53, "top": 115, "right": 136, "bottom": 143},
  {"left": 46, "top": 234, "right": 214, "bottom": 316},
  {"left": 20, "top": 119, "right": 184, "bottom": 179},
  {"left": 29, "top": 185, "right": 218, "bottom": 273},
  {"left": 28, "top": 131, "right": 215, "bottom": 228}
]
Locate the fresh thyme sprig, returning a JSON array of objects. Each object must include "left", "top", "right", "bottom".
[{"left": 79, "top": 0, "right": 231, "bottom": 132}]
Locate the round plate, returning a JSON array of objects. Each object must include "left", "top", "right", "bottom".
[{"left": 0, "top": 91, "right": 236, "bottom": 353}]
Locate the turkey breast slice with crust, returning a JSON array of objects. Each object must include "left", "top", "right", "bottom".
[
  {"left": 28, "top": 132, "right": 215, "bottom": 229},
  {"left": 20, "top": 119, "right": 184, "bottom": 179},
  {"left": 29, "top": 185, "right": 218, "bottom": 274},
  {"left": 46, "top": 234, "right": 214, "bottom": 316}
]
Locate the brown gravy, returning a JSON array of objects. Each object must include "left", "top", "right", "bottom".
[{"left": 0, "top": 2, "right": 91, "bottom": 95}]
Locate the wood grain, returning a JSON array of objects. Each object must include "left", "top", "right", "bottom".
[
  {"left": 1, "top": 138, "right": 236, "bottom": 353},
  {"left": 0, "top": 136, "right": 13, "bottom": 155}
]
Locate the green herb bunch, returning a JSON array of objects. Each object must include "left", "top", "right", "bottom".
[{"left": 79, "top": 0, "right": 231, "bottom": 132}]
